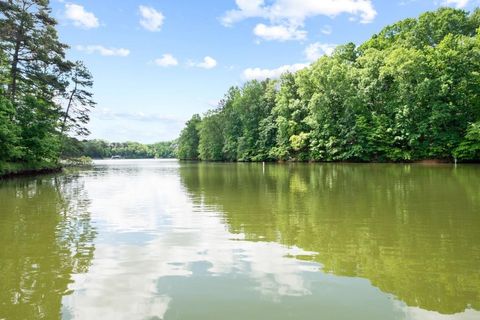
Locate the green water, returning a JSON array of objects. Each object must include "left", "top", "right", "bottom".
[{"left": 1, "top": 160, "right": 479, "bottom": 320}]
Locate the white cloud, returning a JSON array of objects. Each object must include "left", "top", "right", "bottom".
[
  {"left": 222, "top": 0, "right": 267, "bottom": 26},
  {"left": 154, "top": 54, "right": 179, "bottom": 67},
  {"left": 243, "top": 63, "right": 308, "bottom": 81},
  {"left": 189, "top": 56, "right": 218, "bottom": 69},
  {"left": 77, "top": 45, "right": 130, "bottom": 57},
  {"left": 253, "top": 23, "right": 307, "bottom": 41},
  {"left": 321, "top": 25, "right": 332, "bottom": 35},
  {"left": 442, "top": 0, "right": 470, "bottom": 7},
  {"left": 139, "top": 5, "right": 164, "bottom": 31},
  {"left": 223, "top": 0, "right": 377, "bottom": 24},
  {"left": 65, "top": 3, "right": 99, "bottom": 29},
  {"left": 304, "top": 42, "right": 336, "bottom": 61},
  {"left": 222, "top": 0, "right": 376, "bottom": 41},
  {"left": 243, "top": 41, "right": 337, "bottom": 81}
]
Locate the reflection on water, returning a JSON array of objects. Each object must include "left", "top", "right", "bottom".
[
  {"left": 179, "top": 162, "right": 480, "bottom": 315},
  {"left": 0, "top": 175, "right": 96, "bottom": 320},
  {"left": 0, "top": 160, "right": 479, "bottom": 320}
]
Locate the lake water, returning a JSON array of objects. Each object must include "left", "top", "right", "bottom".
[{"left": 1, "top": 160, "right": 479, "bottom": 320}]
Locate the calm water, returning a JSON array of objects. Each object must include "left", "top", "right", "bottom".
[{"left": 1, "top": 160, "right": 479, "bottom": 320}]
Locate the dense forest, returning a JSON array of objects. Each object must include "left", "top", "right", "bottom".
[
  {"left": 0, "top": 0, "right": 95, "bottom": 174},
  {"left": 177, "top": 8, "right": 480, "bottom": 162},
  {"left": 63, "top": 138, "right": 177, "bottom": 159}
]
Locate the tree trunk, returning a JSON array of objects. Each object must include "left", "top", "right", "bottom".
[
  {"left": 9, "top": 31, "right": 22, "bottom": 102},
  {"left": 61, "top": 83, "right": 77, "bottom": 135}
]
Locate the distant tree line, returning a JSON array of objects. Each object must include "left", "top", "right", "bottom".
[
  {"left": 178, "top": 8, "right": 480, "bottom": 162},
  {"left": 63, "top": 138, "right": 177, "bottom": 159},
  {"left": 0, "top": 0, "right": 95, "bottom": 168}
]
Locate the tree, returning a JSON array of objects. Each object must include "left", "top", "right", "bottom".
[
  {"left": 0, "top": 0, "right": 70, "bottom": 102},
  {"left": 220, "top": 87, "right": 241, "bottom": 161},
  {"left": 177, "top": 7, "right": 480, "bottom": 163},
  {"left": 0, "top": 94, "right": 20, "bottom": 161},
  {"left": 271, "top": 72, "right": 309, "bottom": 160},
  {"left": 16, "top": 96, "right": 61, "bottom": 162},
  {"left": 177, "top": 114, "right": 201, "bottom": 160},
  {"left": 235, "top": 80, "right": 275, "bottom": 161},
  {"left": 199, "top": 111, "right": 224, "bottom": 161},
  {"left": 454, "top": 122, "right": 480, "bottom": 160},
  {"left": 61, "top": 61, "right": 95, "bottom": 137}
]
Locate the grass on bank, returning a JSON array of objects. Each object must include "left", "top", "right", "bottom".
[
  {"left": 0, "top": 157, "right": 92, "bottom": 177},
  {"left": 0, "top": 161, "right": 62, "bottom": 177}
]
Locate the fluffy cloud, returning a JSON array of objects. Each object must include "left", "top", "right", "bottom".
[
  {"left": 222, "top": 0, "right": 377, "bottom": 25},
  {"left": 304, "top": 42, "right": 336, "bottom": 61},
  {"left": 222, "top": 0, "right": 266, "bottom": 26},
  {"left": 154, "top": 54, "right": 179, "bottom": 67},
  {"left": 65, "top": 3, "right": 99, "bottom": 29},
  {"left": 222, "top": 0, "right": 377, "bottom": 41},
  {"left": 189, "top": 56, "right": 218, "bottom": 69},
  {"left": 77, "top": 45, "right": 130, "bottom": 57},
  {"left": 243, "top": 42, "right": 337, "bottom": 80},
  {"left": 139, "top": 5, "right": 164, "bottom": 31},
  {"left": 442, "top": 0, "right": 470, "bottom": 7},
  {"left": 253, "top": 23, "right": 307, "bottom": 41},
  {"left": 243, "top": 63, "right": 308, "bottom": 81}
]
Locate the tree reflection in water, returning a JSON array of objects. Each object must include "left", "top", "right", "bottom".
[
  {"left": 179, "top": 162, "right": 480, "bottom": 315},
  {"left": 0, "top": 174, "right": 96, "bottom": 320}
]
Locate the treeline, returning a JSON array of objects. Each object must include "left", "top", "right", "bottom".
[
  {"left": 178, "top": 8, "right": 480, "bottom": 162},
  {"left": 0, "top": 1, "right": 94, "bottom": 170},
  {"left": 63, "top": 139, "right": 177, "bottom": 159}
]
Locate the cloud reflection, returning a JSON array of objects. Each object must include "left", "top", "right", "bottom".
[
  {"left": 62, "top": 161, "right": 316, "bottom": 319},
  {"left": 61, "top": 160, "right": 480, "bottom": 320}
]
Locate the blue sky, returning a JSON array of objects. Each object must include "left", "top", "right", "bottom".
[{"left": 51, "top": 0, "right": 479, "bottom": 143}]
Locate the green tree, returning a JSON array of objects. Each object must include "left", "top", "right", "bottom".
[
  {"left": 0, "top": 0, "right": 70, "bottom": 102},
  {"left": 0, "top": 94, "right": 20, "bottom": 161},
  {"left": 177, "top": 114, "right": 201, "bottom": 160},
  {"left": 177, "top": 7, "right": 480, "bottom": 163},
  {"left": 454, "top": 122, "right": 480, "bottom": 160},
  {"left": 199, "top": 111, "right": 224, "bottom": 161},
  {"left": 16, "top": 96, "right": 61, "bottom": 162},
  {"left": 61, "top": 61, "right": 95, "bottom": 137}
]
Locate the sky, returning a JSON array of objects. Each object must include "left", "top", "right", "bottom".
[{"left": 51, "top": 0, "right": 479, "bottom": 143}]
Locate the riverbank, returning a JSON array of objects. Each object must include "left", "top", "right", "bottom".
[
  {"left": 179, "top": 158, "right": 478, "bottom": 164},
  {"left": 0, "top": 157, "right": 95, "bottom": 179},
  {"left": 0, "top": 161, "right": 63, "bottom": 179}
]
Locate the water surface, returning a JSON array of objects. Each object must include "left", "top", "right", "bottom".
[{"left": 1, "top": 160, "right": 479, "bottom": 319}]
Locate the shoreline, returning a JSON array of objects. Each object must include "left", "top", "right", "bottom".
[
  {"left": 2, "top": 158, "right": 477, "bottom": 179},
  {"left": 178, "top": 159, "right": 478, "bottom": 164},
  {"left": 0, "top": 162, "right": 63, "bottom": 179}
]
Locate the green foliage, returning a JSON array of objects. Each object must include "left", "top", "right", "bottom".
[
  {"left": 0, "top": 160, "right": 60, "bottom": 176},
  {"left": 62, "top": 139, "right": 177, "bottom": 159},
  {"left": 454, "top": 122, "right": 480, "bottom": 160},
  {"left": 199, "top": 111, "right": 224, "bottom": 161},
  {"left": 0, "top": 1, "right": 95, "bottom": 174},
  {"left": 80, "top": 139, "right": 110, "bottom": 159},
  {"left": 61, "top": 61, "right": 96, "bottom": 137},
  {"left": 151, "top": 141, "right": 177, "bottom": 159},
  {"left": 177, "top": 114, "right": 201, "bottom": 160},
  {"left": 0, "top": 95, "right": 20, "bottom": 161},
  {"left": 16, "top": 96, "right": 61, "bottom": 162},
  {"left": 177, "top": 7, "right": 480, "bottom": 163}
]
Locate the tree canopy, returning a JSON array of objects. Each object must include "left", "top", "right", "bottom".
[
  {"left": 0, "top": 0, "right": 95, "bottom": 168},
  {"left": 62, "top": 138, "right": 177, "bottom": 159},
  {"left": 177, "top": 8, "right": 480, "bottom": 162}
]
